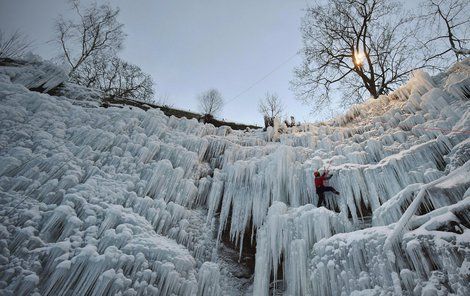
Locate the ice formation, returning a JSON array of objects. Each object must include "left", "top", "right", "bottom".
[{"left": 0, "top": 56, "right": 469, "bottom": 296}]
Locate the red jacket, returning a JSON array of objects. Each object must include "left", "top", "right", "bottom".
[{"left": 314, "top": 172, "right": 331, "bottom": 187}]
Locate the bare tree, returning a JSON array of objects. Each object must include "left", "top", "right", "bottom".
[
  {"left": 292, "top": 0, "right": 427, "bottom": 111},
  {"left": 53, "top": 1, "right": 154, "bottom": 102},
  {"left": 198, "top": 89, "right": 224, "bottom": 116},
  {"left": 73, "top": 55, "right": 154, "bottom": 101},
  {"left": 420, "top": 0, "right": 470, "bottom": 63},
  {"left": 258, "top": 92, "right": 285, "bottom": 128},
  {"left": 0, "top": 30, "right": 32, "bottom": 58},
  {"left": 55, "top": 1, "right": 124, "bottom": 76},
  {"left": 258, "top": 92, "right": 284, "bottom": 119}
]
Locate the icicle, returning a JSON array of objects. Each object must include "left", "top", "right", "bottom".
[{"left": 197, "top": 262, "right": 220, "bottom": 296}]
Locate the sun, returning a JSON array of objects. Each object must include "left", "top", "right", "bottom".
[{"left": 353, "top": 51, "right": 366, "bottom": 66}]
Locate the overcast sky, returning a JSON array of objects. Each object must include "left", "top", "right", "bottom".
[{"left": 0, "top": 0, "right": 320, "bottom": 125}]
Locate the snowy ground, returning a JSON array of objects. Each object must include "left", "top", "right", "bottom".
[{"left": 0, "top": 56, "right": 469, "bottom": 295}]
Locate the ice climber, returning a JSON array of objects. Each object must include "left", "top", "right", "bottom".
[{"left": 314, "top": 170, "right": 340, "bottom": 208}]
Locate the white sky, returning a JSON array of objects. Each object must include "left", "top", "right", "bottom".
[{"left": 1, "top": 0, "right": 325, "bottom": 125}]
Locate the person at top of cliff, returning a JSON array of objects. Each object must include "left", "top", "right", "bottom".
[{"left": 314, "top": 170, "right": 340, "bottom": 208}]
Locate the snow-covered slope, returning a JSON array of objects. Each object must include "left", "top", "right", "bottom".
[{"left": 0, "top": 57, "right": 469, "bottom": 296}]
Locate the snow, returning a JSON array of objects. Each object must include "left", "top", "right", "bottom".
[
  {"left": 0, "top": 54, "right": 67, "bottom": 93},
  {"left": 0, "top": 56, "right": 469, "bottom": 295}
]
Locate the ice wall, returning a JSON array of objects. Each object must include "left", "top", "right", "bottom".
[{"left": 1, "top": 57, "right": 469, "bottom": 295}]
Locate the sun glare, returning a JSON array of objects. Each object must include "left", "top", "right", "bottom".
[{"left": 354, "top": 51, "right": 366, "bottom": 66}]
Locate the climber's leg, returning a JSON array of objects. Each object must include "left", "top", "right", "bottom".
[
  {"left": 316, "top": 187, "right": 326, "bottom": 207},
  {"left": 324, "top": 186, "right": 340, "bottom": 195}
]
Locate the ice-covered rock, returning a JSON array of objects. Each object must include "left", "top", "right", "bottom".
[{"left": 0, "top": 55, "right": 67, "bottom": 93}]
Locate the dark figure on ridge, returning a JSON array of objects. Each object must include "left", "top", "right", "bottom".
[{"left": 314, "top": 170, "right": 340, "bottom": 208}]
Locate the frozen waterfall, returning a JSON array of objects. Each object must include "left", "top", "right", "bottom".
[{"left": 0, "top": 56, "right": 469, "bottom": 295}]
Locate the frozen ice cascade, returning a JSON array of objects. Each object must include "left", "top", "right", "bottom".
[{"left": 0, "top": 56, "right": 469, "bottom": 296}]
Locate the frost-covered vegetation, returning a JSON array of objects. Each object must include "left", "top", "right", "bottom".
[{"left": 0, "top": 56, "right": 469, "bottom": 295}]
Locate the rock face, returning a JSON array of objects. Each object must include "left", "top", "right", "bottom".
[{"left": 0, "top": 57, "right": 469, "bottom": 296}]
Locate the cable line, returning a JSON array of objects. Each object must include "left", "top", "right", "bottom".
[{"left": 225, "top": 52, "right": 299, "bottom": 105}]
